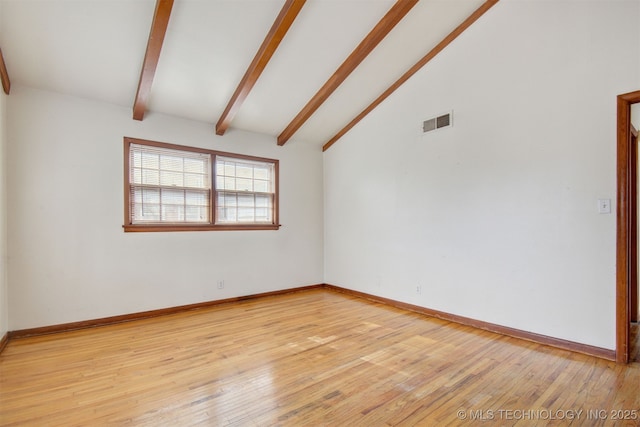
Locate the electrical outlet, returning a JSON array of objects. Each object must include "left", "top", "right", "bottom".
[
  {"left": 416, "top": 285, "right": 422, "bottom": 294},
  {"left": 597, "top": 198, "right": 611, "bottom": 214},
  {"left": 217, "top": 280, "right": 225, "bottom": 289}
]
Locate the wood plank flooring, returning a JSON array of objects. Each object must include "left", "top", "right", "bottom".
[{"left": 1, "top": 289, "right": 639, "bottom": 426}]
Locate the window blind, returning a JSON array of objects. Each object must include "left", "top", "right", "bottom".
[{"left": 129, "top": 144, "right": 211, "bottom": 224}]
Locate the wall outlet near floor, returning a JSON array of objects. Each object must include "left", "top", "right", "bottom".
[
  {"left": 217, "top": 280, "right": 225, "bottom": 289},
  {"left": 597, "top": 198, "right": 611, "bottom": 214},
  {"left": 416, "top": 285, "right": 422, "bottom": 294}
]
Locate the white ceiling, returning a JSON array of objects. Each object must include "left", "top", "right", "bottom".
[{"left": 0, "top": 0, "right": 490, "bottom": 148}]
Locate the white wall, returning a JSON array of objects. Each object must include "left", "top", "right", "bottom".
[
  {"left": 324, "top": 0, "right": 640, "bottom": 350},
  {"left": 7, "top": 86, "right": 323, "bottom": 330},
  {"left": 0, "top": 51, "right": 7, "bottom": 338},
  {"left": 0, "top": 0, "right": 8, "bottom": 339},
  {"left": 0, "top": 92, "right": 5, "bottom": 339},
  {"left": 632, "top": 104, "right": 640, "bottom": 130}
]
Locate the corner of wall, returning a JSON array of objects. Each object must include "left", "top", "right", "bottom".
[
  {"left": 0, "top": 0, "right": 9, "bottom": 342},
  {"left": 0, "top": 81, "right": 8, "bottom": 340}
]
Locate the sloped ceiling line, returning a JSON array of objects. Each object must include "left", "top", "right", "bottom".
[
  {"left": 216, "top": 0, "right": 307, "bottom": 136},
  {"left": 132, "top": 0, "right": 174, "bottom": 121},
  {"left": 322, "top": 0, "right": 500, "bottom": 152},
  {"left": 0, "top": 48, "right": 10, "bottom": 95},
  {"left": 276, "top": 0, "right": 419, "bottom": 146}
]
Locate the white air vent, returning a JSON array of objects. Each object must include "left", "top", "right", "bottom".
[{"left": 422, "top": 111, "right": 452, "bottom": 134}]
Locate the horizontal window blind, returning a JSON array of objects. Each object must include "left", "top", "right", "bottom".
[{"left": 129, "top": 144, "right": 211, "bottom": 224}]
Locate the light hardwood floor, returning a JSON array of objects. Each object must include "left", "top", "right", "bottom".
[{"left": 1, "top": 289, "right": 639, "bottom": 426}]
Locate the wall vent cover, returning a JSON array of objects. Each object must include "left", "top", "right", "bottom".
[{"left": 423, "top": 111, "right": 452, "bottom": 133}]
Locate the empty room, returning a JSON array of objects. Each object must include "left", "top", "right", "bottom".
[{"left": 1, "top": 0, "right": 639, "bottom": 425}]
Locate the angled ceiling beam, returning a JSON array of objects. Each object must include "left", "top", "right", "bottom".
[
  {"left": 277, "top": 0, "right": 418, "bottom": 146},
  {"left": 0, "top": 48, "right": 10, "bottom": 95},
  {"left": 132, "top": 0, "right": 174, "bottom": 121},
  {"left": 323, "top": 0, "right": 500, "bottom": 152},
  {"left": 216, "top": 0, "right": 307, "bottom": 136}
]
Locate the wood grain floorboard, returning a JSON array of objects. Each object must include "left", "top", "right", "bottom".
[{"left": 1, "top": 289, "right": 638, "bottom": 426}]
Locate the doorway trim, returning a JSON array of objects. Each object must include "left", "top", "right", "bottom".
[
  {"left": 616, "top": 90, "right": 640, "bottom": 363},
  {"left": 631, "top": 125, "right": 639, "bottom": 325}
]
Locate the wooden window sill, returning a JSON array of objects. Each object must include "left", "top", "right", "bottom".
[{"left": 123, "top": 224, "right": 281, "bottom": 232}]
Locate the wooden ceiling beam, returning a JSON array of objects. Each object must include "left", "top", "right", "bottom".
[
  {"left": 323, "top": 0, "right": 500, "bottom": 152},
  {"left": 277, "top": 0, "right": 418, "bottom": 146},
  {"left": 133, "top": 0, "right": 174, "bottom": 121},
  {"left": 0, "top": 48, "right": 10, "bottom": 95},
  {"left": 216, "top": 0, "right": 307, "bottom": 136}
]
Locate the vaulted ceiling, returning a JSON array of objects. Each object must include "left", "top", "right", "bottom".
[{"left": 0, "top": 0, "right": 498, "bottom": 150}]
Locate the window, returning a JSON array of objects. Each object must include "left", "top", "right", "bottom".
[
  {"left": 216, "top": 156, "right": 276, "bottom": 224},
  {"left": 124, "top": 137, "right": 279, "bottom": 232}
]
